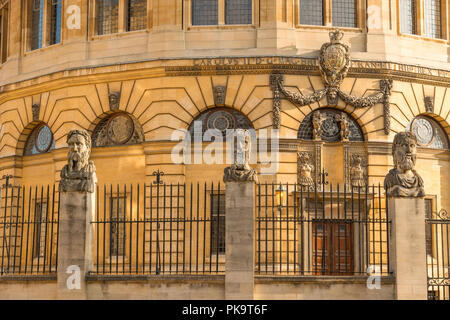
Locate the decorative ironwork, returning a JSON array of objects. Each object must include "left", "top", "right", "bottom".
[
  {"left": 152, "top": 169, "right": 164, "bottom": 185},
  {"left": 317, "top": 168, "right": 329, "bottom": 186}
]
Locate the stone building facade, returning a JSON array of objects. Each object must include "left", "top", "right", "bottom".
[{"left": 0, "top": 0, "right": 449, "bottom": 299}]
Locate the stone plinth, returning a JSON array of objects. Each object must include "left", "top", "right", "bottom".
[
  {"left": 389, "top": 198, "right": 427, "bottom": 300},
  {"left": 57, "top": 191, "right": 95, "bottom": 299},
  {"left": 225, "top": 181, "right": 255, "bottom": 300}
]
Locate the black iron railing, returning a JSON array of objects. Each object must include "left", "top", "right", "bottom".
[
  {"left": 0, "top": 185, "right": 59, "bottom": 275},
  {"left": 255, "top": 183, "right": 391, "bottom": 276},
  {"left": 92, "top": 183, "right": 225, "bottom": 275},
  {"left": 426, "top": 209, "right": 449, "bottom": 300}
]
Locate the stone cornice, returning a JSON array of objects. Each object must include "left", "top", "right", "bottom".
[{"left": 0, "top": 56, "right": 450, "bottom": 104}]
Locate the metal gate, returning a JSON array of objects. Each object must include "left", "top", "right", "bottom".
[{"left": 426, "top": 209, "right": 449, "bottom": 300}]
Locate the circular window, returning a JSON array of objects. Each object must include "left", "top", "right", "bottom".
[
  {"left": 24, "top": 123, "right": 55, "bottom": 156},
  {"left": 408, "top": 116, "right": 449, "bottom": 149}
]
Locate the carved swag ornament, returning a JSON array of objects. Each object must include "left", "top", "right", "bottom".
[
  {"left": 384, "top": 131, "right": 425, "bottom": 198},
  {"left": 223, "top": 129, "right": 258, "bottom": 183},
  {"left": 60, "top": 129, "right": 97, "bottom": 193},
  {"left": 270, "top": 30, "right": 393, "bottom": 133}
]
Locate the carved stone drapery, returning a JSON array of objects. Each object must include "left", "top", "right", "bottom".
[
  {"left": 297, "top": 152, "right": 315, "bottom": 189},
  {"left": 269, "top": 30, "right": 394, "bottom": 134}
]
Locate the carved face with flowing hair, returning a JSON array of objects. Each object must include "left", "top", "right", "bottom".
[
  {"left": 67, "top": 130, "right": 92, "bottom": 172},
  {"left": 392, "top": 131, "right": 418, "bottom": 172}
]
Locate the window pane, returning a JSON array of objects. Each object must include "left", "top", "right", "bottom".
[
  {"left": 192, "top": 0, "right": 218, "bottom": 26},
  {"left": 299, "top": 0, "right": 323, "bottom": 26},
  {"left": 127, "top": 0, "right": 147, "bottom": 31},
  {"left": 225, "top": 0, "right": 252, "bottom": 25},
  {"left": 97, "top": 0, "right": 119, "bottom": 35},
  {"left": 110, "top": 196, "right": 126, "bottom": 256},
  {"left": 49, "top": 0, "right": 62, "bottom": 45},
  {"left": 424, "top": 0, "right": 441, "bottom": 38},
  {"left": 31, "top": 0, "right": 44, "bottom": 50},
  {"left": 332, "top": 0, "right": 357, "bottom": 28},
  {"left": 399, "top": 0, "right": 416, "bottom": 34}
]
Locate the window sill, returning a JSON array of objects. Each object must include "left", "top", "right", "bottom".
[
  {"left": 187, "top": 24, "right": 256, "bottom": 31},
  {"left": 295, "top": 25, "right": 363, "bottom": 33},
  {"left": 90, "top": 29, "right": 149, "bottom": 41},
  {"left": 397, "top": 32, "right": 448, "bottom": 44},
  {"left": 24, "top": 41, "right": 64, "bottom": 56}
]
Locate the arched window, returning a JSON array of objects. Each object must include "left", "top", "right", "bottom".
[
  {"left": 298, "top": 108, "right": 364, "bottom": 142},
  {"left": 24, "top": 123, "right": 55, "bottom": 155},
  {"left": 92, "top": 112, "right": 144, "bottom": 147},
  {"left": 188, "top": 108, "right": 253, "bottom": 140},
  {"left": 407, "top": 116, "right": 449, "bottom": 149}
]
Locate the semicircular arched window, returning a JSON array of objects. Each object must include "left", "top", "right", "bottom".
[
  {"left": 24, "top": 124, "right": 56, "bottom": 156},
  {"left": 188, "top": 108, "right": 254, "bottom": 140},
  {"left": 407, "top": 116, "right": 449, "bottom": 149},
  {"left": 92, "top": 112, "right": 144, "bottom": 147},
  {"left": 298, "top": 108, "right": 364, "bottom": 142}
]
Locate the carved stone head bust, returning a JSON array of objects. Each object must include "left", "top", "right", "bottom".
[
  {"left": 384, "top": 131, "right": 424, "bottom": 197},
  {"left": 60, "top": 129, "right": 97, "bottom": 193}
]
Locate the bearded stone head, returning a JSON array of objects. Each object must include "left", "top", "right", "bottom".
[
  {"left": 392, "top": 131, "right": 417, "bottom": 172},
  {"left": 67, "top": 129, "right": 91, "bottom": 173}
]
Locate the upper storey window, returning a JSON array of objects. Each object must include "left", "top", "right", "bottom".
[
  {"left": 96, "top": 0, "right": 147, "bottom": 35},
  {"left": 0, "top": 3, "right": 8, "bottom": 63},
  {"left": 299, "top": 0, "right": 357, "bottom": 28},
  {"left": 192, "top": 0, "right": 252, "bottom": 26},
  {"left": 28, "top": 0, "right": 62, "bottom": 51},
  {"left": 399, "top": 0, "right": 444, "bottom": 39}
]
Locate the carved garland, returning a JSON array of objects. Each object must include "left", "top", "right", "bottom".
[{"left": 269, "top": 30, "right": 394, "bottom": 134}]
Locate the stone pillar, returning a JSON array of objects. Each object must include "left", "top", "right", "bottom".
[
  {"left": 57, "top": 191, "right": 95, "bottom": 299},
  {"left": 389, "top": 198, "right": 427, "bottom": 300},
  {"left": 225, "top": 181, "right": 255, "bottom": 300}
]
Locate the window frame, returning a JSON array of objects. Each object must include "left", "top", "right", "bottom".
[
  {"left": 91, "top": 0, "right": 149, "bottom": 38},
  {"left": 186, "top": 0, "right": 258, "bottom": 29},
  {"left": 209, "top": 191, "right": 225, "bottom": 256},
  {"left": 0, "top": 2, "right": 9, "bottom": 64},
  {"left": 296, "top": 0, "right": 365, "bottom": 30},
  {"left": 26, "top": 0, "right": 64, "bottom": 52},
  {"left": 396, "top": 0, "right": 448, "bottom": 41}
]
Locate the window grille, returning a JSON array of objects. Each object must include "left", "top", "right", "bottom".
[
  {"left": 299, "top": 0, "right": 323, "bottom": 26},
  {"left": 31, "top": 0, "right": 44, "bottom": 50},
  {"left": 97, "top": 0, "right": 119, "bottom": 35},
  {"left": 225, "top": 0, "right": 252, "bottom": 25},
  {"left": 48, "top": 0, "right": 62, "bottom": 45},
  {"left": 110, "top": 196, "right": 126, "bottom": 256},
  {"left": 33, "top": 202, "right": 47, "bottom": 259},
  {"left": 127, "top": 0, "right": 147, "bottom": 31},
  {"left": 399, "top": 0, "right": 416, "bottom": 34},
  {"left": 192, "top": 0, "right": 218, "bottom": 25},
  {"left": 332, "top": 0, "right": 357, "bottom": 28},
  {"left": 210, "top": 193, "right": 225, "bottom": 255},
  {"left": 424, "top": 0, "right": 441, "bottom": 38}
]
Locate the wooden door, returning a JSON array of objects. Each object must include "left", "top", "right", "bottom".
[{"left": 312, "top": 220, "right": 353, "bottom": 275}]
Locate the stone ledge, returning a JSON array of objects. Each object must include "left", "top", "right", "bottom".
[
  {"left": 255, "top": 275, "right": 395, "bottom": 285},
  {"left": 86, "top": 274, "right": 225, "bottom": 283},
  {"left": 0, "top": 274, "right": 57, "bottom": 282}
]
